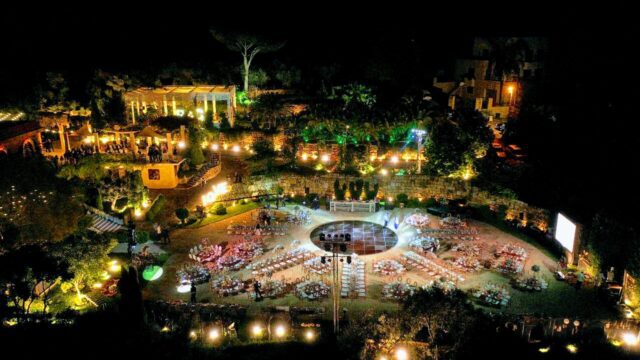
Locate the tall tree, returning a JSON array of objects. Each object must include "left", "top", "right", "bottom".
[{"left": 211, "top": 30, "right": 284, "bottom": 92}]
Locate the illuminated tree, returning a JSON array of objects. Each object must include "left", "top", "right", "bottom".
[
  {"left": 53, "top": 233, "right": 116, "bottom": 308},
  {"left": 211, "top": 30, "right": 284, "bottom": 92}
]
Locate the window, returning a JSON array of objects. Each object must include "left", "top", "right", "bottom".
[{"left": 148, "top": 169, "right": 160, "bottom": 180}]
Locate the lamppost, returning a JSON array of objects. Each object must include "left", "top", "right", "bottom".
[
  {"left": 320, "top": 233, "right": 352, "bottom": 334},
  {"left": 411, "top": 128, "right": 427, "bottom": 174}
]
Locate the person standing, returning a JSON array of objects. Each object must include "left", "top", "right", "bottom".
[
  {"left": 254, "top": 280, "right": 263, "bottom": 301},
  {"left": 190, "top": 283, "right": 197, "bottom": 303},
  {"left": 383, "top": 212, "right": 389, "bottom": 228}
]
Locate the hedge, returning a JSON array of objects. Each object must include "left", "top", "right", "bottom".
[{"left": 145, "top": 195, "right": 166, "bottom": 222}]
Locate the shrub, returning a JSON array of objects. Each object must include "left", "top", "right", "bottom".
[
  {"left": 145, "top": 195, "right": 166, "bottom": 221},
  {"left": 136, "top": 231, "right": 150, "bottom": 244},
  {"left": 175, "top": 208, "right": 189, "bottom": 224},
  {"left": 213, "top": 203, "right": 227, "bottom": 215},
  {"left": 396, "top": 193, "right": 409, "bottom": 205}
]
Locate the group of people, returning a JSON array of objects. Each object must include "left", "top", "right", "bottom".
[
  {"left": 102, "top": 141, "right": 131, "bottom": 155},
  {"left": 56, "top": 145, "right": 99, "bottom": 165}
]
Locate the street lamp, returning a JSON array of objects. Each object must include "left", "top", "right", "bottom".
[
  {"left": 410, "top": 129, "right": 427, "bottom": 174},
  {"left": 320, "top": 236, "right": 353, "bottom": 334}
]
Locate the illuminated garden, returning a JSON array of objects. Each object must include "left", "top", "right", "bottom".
[{"left": 1, "top": 7, "right": 638, "bottom": 360}]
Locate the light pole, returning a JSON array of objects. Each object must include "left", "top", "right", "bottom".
[
  {"left": 320, "top": 235, "right": 352, "bottom": 334},
  {"left": 411, "top": 129, "right": 427, "bottom": 174}
]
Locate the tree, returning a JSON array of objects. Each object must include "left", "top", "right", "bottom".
[
  {"left": 186, "top": 125, "right": 206, "bottom": 166},
  {"left": 211, "top": 30, "right": 284, "bottom": 92},
  {"left": 402, "top": 288, "right": 477, "bottom": 359},
  {"left": 248, "top": 68, "right": 270, "bottom": 88},
  {"left": 53, "top": 233, "right": 116, "bottom": 308},
  {"left": 251, "top": 138, "right": 276, "bottom": 160},
  {"left": 175, "top": 208, "right": 189, "bottom": 224},
  {"left": 0, "top": 246, "right": 71, "bottom": 318}
]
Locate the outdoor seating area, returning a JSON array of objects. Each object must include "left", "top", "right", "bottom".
[{"left": 400, "top": 251, "right": 465, "bottom": 282}]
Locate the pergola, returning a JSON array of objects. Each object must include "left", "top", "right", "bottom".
[{"left": 123, "top": 85, "right": 237, "bottom": 127}]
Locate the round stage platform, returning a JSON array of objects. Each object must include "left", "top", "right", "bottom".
[{"left": 309, "top": 220, "right": 398, "bottom": 255}]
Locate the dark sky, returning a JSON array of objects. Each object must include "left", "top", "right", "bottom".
[{"left": 0, "top": 2, "right": 635, "bottom": 97}]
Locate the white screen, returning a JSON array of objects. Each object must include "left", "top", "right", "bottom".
[{"left": 555, "top": 213, "right": 577, "bottom": 251}]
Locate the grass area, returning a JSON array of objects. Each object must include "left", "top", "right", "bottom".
[
  {"left": 468, "top": 205, "right": 562, "bottom": 261},
  {"left": 186, "top": 201, "right": 261, "bottom": 228}
]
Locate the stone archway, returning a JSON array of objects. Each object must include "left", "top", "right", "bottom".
[{"left": 22, "top": 138, "right": 36, "bottom": 157}]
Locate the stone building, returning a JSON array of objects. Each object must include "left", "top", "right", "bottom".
[
  {"left": 433, "top": 37, "right": 548, "bottom": 123},
  {"left": 0, "top": 118, "right": 43, "bottom": 156}
]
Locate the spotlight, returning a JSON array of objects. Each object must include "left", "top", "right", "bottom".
[
  {"left": 340, "top": 244, "right": 347, "bottom": 252},
  {"left": 208, "top": 328, "right": 221, "bottom": 341},
  {"left": 622, "top": 332, "right": 639, "bottom": 346},
  {"left": 395, "top": 347, "right": 408, "bottom": 360},
  {"left": 324, "top": 244, "right": 332, "bottom": 251},
  {"left": 345, "top": 233, "right": 351, "bottom": 241},
  {"left": 319, "top": 233, "right": 326, "bottom": 241},
  {"left": 321, "top": 256, "right": 326, "bottom": 264},
  {"left": 304, "top": 329, "right": 315, "bottom": 341},
  {"left": 347, "top": 256, "right": 352, "bottom": 264},
  {"left": 251, "top": 324, "right": 263, "bottom": 337}
]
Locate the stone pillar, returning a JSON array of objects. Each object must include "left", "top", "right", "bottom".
[
  {"left": 228, "top": 98, "right": 235, "bottom": 128},
  {"left": 115, "top": 132, "right": 121, "bottom": 145},
  {"left": 94, "top": 133, "right": 101, "bottom": 153},
  {"left": 58, "top": 124, "right": 66, "bottom": 152},
  {"left": 136, "top": 100, "right": 141, "bottom": 116},
  {"left": 36, "top": 132, "right": 43, "bottom": 152},
  {"left": 212, "top": 95, "right": 217, "bottom": 120},
  {"left": 163, "top": 96, "right": 168, "bottom": 115},
  {"left": 180, "top": 125, "right": 187, "bottom": 144},
  {"left": 204, "top": 94, "right": 208, "bottom": 113},
  {"left": 130, "top": 101, "right": 136, "bottom": 124},
  {"left": 448, "top": 96, "right": 456, "bottom": 110},
  {"left": 172, "top": 96, "right": 177, "bottom": 115},
  {"left": 166, "top": 132, "right": 173, "bottom": 158},
  {"left": 129, "top": 133, "right": 137, "bottom": 153},
  {"left": 487, "top": 97, "right": 494, "bottom": 109},
  {"left": 475, "top": 98, "right": 483, "bottom": 110},
  {"left": 65, "top": 131, "right": 71, "bottom": 151}
]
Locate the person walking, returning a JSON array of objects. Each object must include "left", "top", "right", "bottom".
[
  {"left": 383, "top": 212, "right": 390, "bottom": 228},
  {"left": 190, "top": 283, "right": 197, "bottom": 303}
]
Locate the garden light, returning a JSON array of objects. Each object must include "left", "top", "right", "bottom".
[
  {"left": 380, "top": 169, "right": 388, "bottom": 175},
  {"left": 189, "top": 330, "right": 197, "bottom": 340},
  {"left": 134, "top": 208, "right": 142, "bottom": 218},
  {"left": 304, "top": 329, "right": 315, "bottom": 341},
  {"left": 275, "top": 324, "right": 286, "bottom": 338},
  {"left": 177, "top": 141, "right": 186, "bottom": 149},
  {"left": 211, "top": 143, "right": 219, "bottom": 151},
  {"left": 538, "top": 347, "right": 550, "bottom": 353},
  {"left": 232, "top": 144, "right": 240, "bottom": 152},
  {"left": 321, "top": 154, "right": 330, "bottom": 162},
  {"left": 301, "top": 153, "right": 308, "bottom": 161},
  {"left": 251, "top": 324, "right": 263, "bottom": 337},
  {"left": 565, "top": 344, "right": 578, "bottom": 354},
  {"left": 391, "top": 156, "right": 399, "bottom": 164},
  {"left": 109, "top": 260, "right": 121, "bottom": 273},
  {"left": 208, "top": 328, "right": 221, "bottom": 341},
  {"left": 395, "top": 347, "right": 408, "bottom": 360},
  {"left": 622, "top": 332, "right": 639, "bottom": 346}
]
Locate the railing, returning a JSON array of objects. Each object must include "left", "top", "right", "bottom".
[{"left": 329, "top": 201, "right": 376, "bottom": 213}]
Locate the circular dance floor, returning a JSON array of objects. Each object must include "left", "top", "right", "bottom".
[{"left": 309, "top": 220, "right": 399, "bottom": 255}]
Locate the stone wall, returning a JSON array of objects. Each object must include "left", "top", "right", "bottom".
[{"left": 233, "top": 173, "right": 550, "bottom": 230}]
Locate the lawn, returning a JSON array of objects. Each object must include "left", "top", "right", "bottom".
[{"left": 187, "top": 201, "right": 261, "bottom": 228}]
